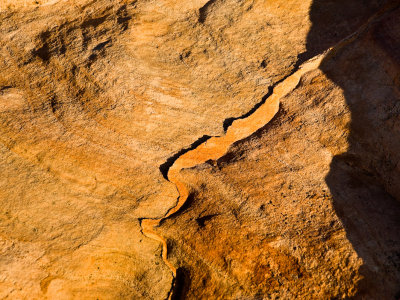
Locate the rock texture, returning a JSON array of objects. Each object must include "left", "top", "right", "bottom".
[{"left": 0, "top": 0, "right": 399, "bottom": 299}]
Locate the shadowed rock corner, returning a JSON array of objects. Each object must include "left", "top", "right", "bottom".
[{"left": 310, "top": 0, "right": 400, "bottom": 298}]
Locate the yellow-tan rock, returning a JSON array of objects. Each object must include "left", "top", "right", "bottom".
[{"left": 0, "top": 0, "right": 399, "bottom": 299}]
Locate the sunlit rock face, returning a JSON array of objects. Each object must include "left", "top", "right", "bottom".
[{"left": 0, "top": 0, "right": 399, "bottom": 299}]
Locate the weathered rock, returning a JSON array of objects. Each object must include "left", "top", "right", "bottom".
[
  {"left": 0, "top": 0, "right": 399, "bottom": 299},
  {"left": 157, "top": 3, "right": 400, "bottom": 298}
]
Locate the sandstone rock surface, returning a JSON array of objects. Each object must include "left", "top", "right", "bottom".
[{"left": 0, "top": 0, "right": 399, "bottom": 299}]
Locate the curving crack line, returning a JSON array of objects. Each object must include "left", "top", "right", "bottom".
[
  {"left": 140, "top": 53, "right": 325, "bottom": 277},
  {"left": 138, "top": 3, "right": 399, "bottom": 298}
]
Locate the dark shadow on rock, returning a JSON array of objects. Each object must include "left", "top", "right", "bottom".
[
  {"left": 305, "top": 0, "right": 400, "bottom": 297},
  {"left": 299, "top": 0, "right": 394, "bottom": 63},
  {"left": 160, "top": 135, "right": 212, "bottom": 180},
  {"left": 223, "top": 86, "right": 273, "bottom": 132},
  {"left": 172, "top": 267, "right": 192, "bottom": 300}
]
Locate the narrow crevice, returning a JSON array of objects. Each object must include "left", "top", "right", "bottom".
[
  {"left": 171, "top": 267, "right": 191, "bottom": 300},
  {"left": 49, "top": 96, "right": 60, "bottom": 114},
  {"left": 164, "top": 276, "right": 176, "bottom": 300},
  {"left": 0, "top": 85, "right": 12, "bottom": 91},
  {"left": 162, "top": 192, "right": 196, "bottom": 223},
  {"left": 162, "top": 267, "right": 191, "bottom": 300},
  {"left": 159, "top": 135, "right": 211, "bottom": 180},
  {"left": 92, "top": 39, "right": 111, "bottom": 51},
  {"left": 223, "top": 86, "right": 272, "bottom": 132},
  {"left": 222, "top": 48, "right": 317, "bottom": 133},
  {"left": 80, "top": 15, "right": 108, "bottom": 29},
  {"left": 196, "top": 213, "right": 219, "bottom": 227}
]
